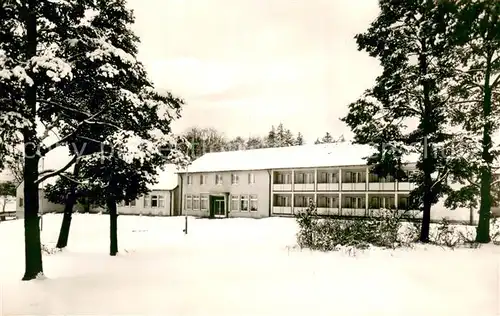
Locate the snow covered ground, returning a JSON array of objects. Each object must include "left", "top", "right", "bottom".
[{"left": 0, "top": 214, "right": 499, "bottom": 315}]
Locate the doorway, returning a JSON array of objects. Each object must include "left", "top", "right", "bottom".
[{"left": 210, "top": 196, "right": 226, "bottom": 218}]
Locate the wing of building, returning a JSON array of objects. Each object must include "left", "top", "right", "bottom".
[{"left": 176, "top": 142, "right": 484, "bottom": 223}]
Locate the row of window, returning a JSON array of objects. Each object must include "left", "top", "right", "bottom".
[
  {"left": 187, "top": 173, "right": 256, "bottom": 185},
  {"left": 231, "top": 195, "right": 258, "bottom": 212},
  {"left": 120, "top": 195, "right": 166, "bottom": 208},
  {"left": 273, "top": 196, "right": 409, "bottom": 209},
  {"left": 184, "top": 194, "right": 259, "bottom": 212},
  {"left": 274, "top": 171, "right": 397, "bottom": 184},
  {"left": 185, "top": 194, "right": 209, "bottom": 210}
]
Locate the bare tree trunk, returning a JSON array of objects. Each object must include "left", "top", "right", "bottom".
[
  {"left": 56, "top": 161, "right": 81, "bottom": 249},
  {"left": 107, "top": 198, "right": 118, "bottom": 256},
  {"left": 22, "top": 0, "right": 44, "bottom": 281}
]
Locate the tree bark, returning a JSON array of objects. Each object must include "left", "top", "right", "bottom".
[
  {"left": 22, "top": 0, "right": 44, "bottom": 281},
  {"left": 56, "top": 161, "right": 81, "bottom": 249},
  {"left": 476, "top": 53, "right": 494, "bottom": 243},
  {"left": 107, "top": 198, "right": 118, "bottom": 256},
  {"left": 419, "top": 39, "right": 433, "bottom": 243}
]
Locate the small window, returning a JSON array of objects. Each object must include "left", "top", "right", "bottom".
[
  {"left": 144, "top": 195, "right": 150, "bottom": 208},
  {"left": 201, "top": 195, "right": 208, "bottom": 210},
  {"left": 250, "top": 195, "right": 258, "bottom": 212},
  {"left": 19, "top": 198, "right": 23, "bottom": 207},
  {"left": 193, "top": 195, "right": 200, "bottom": 210},
  {"left": 248, "top": 173, "right": 255, "bottom": 184},
  {"left": 231, "top": 174, "right": 239, "bottom": 185},
  {"left": 216, "top": 174, "right": 223, "bottom": 185},
  {"left": 200, "top": 175, "right": 207, "bottom": 185},
  {"left": 187, "top": 175, "right": 192, "bottom": 185},
  {"left": 151, "top": 195, "right": 158, "bottom": 207},
  {"left": 130, "top": 200, "right": 136, "bottom": 207},
  {"left": 284, "top": 174, "right": 291, "bottom": 184},
  {"left": 240, "top": 195, "right": 249, "bottom": 211},
  {"left": 186, "top": 194, "right": 192, "bottom": 210},
  {"left": 231, "top": 195, "right": 239, "bottom": 211},
  {"left": 158, "top": 195, "right": 165, "bottom": 207}
]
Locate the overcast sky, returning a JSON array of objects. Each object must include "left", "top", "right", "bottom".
[
  {"left": 0, "top": 0, "right": 382, "bottom": 179},
  {"left": 127, "top": 0, "right": 381, "bottom": 142}
]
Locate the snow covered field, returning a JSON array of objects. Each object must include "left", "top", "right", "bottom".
[{"left": 1, "top": 214, "right": 499, "bottom": 315}]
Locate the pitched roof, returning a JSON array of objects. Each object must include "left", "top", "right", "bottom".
[
  {"left": 180, "top": 143, "right": 419, "bottom": 173},
  {"left": 148, "top": 164, "right": 179, "bottom": 191}
]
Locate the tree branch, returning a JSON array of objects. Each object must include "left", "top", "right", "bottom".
[
  {"left": 491, "top": 73, "right": 500, "bottom": 89},
  {"left": 36, "top": 99, "right": 92, "bottom": 117},
  {"left": 40, "top": 108, "right": 106, "bottom": 156},
  {"left": 35, "top": 155, "right": 78, "bottom": 185}
]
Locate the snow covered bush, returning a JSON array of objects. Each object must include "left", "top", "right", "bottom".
[{"left": 295, "top": 208, "right": 406, "bottom": 251}]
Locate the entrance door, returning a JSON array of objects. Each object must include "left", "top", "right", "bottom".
[{"left": 214, "top": 199, "right": 226, "bottom": 217}]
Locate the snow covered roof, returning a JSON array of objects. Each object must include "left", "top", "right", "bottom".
[
  {"left": 148, "top": 164, "right": 179, "bottom": 191},
  {"left": 179, "top": 143, "right": 419, "bottom": 173}
]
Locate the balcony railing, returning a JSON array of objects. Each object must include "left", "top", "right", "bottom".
[
  {"left": 272, "top": 206, "right": 292, "bottom": 214},
  {"left": 317, "top": 183, "right": 339, "bottom": 191},
  {"left": 273, "top": 183, "right": 293, "bottom": 191},
  {"left": 341, "top": 183, "right": 366, "bottom": 191},
  {"left": 293, "top": 183, "right": 315, "bottom": 191}
]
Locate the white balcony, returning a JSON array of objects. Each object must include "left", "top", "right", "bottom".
[
  {"left": 368, "top": 182, "right": 396, "bottom": 191},
  {"left": 317, "top": 183, "right": 339, "bottom": 191},
  {"left": 316, "top": 207, "right": 340, "bottom": 216},
  {"left": 398, "top": 182, "right": 416, "bottom": 191},
  {"left": 272, "top": 206, "right": 292, "bottom": 215},
  {"left": 293, "top": 183, "right": 315, "bottom": 191},
  {"left": 273, "top": 184, "right": 293, "bottom": 191},
  {"left": 341, "top": 183, "right": 366, "bottom": 191},
  {"left": 341, "top": 208, "right": 366, "bottom": 217}
]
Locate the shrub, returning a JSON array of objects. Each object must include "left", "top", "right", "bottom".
[{"left": 295, "top": 204, "right": 406, "bottom": 251}]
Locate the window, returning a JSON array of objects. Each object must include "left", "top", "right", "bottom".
[
  {"left": 370, "top": 197, "right": 380, "bottom": 209},
  {"left": 369, "top": 173, "right": 379, "bottom": 182},
  {"left": 399, "top": 197, "right": 409, "bottom": 210},
  {"left": 285, "top": 174, "right": 291, "bottom": 184},
  {"left": 158, "top": 195, "right": 165, "bottom": 207},
  {"left": 193, "top": 195, "right": 200, "bottom": 210},
  {"left": 201, "top": 195, "right": 208, "bottom": 210},
  {"left": 231, "top": 174, "right": 239, "bottom": 185},
  {"left": 295, "top": 173, "right": 304, "bottom": 184},
  {"left": 186, "top": 194, "right": 192, "bottom": 210},
  {"left": 344, "top": 197, "right": 365, "bottom": 209},
  {"left": 151, "top": 195, "right": 158, "bottom": 207},
  {"left": 344, "top": 171, "right": 352, "bottom": 183},
  {"left": 144, "top": 195, "right": 150, "bottom": 208},
  {"left": 187, "top": 175, "right": 192, "bottom": 185},
  {"left": 250, "top": 195, "right": 258, "bottom": 211},
  {"left": 125, "top": 200, "right": 137, "bottom": 207},
  {"left": 19, "top": 198, "right": 23, "bottom": 207},
  {"left": 305, "top": 173, "right": 314, "bottom": 183},
  {"left": 200, "top": 175, "right": 207, "bottom": 185},
  {"left": 231, "top": 195, "right": 239, "bottom": 211},
  {"left": 240, "top": 195, "right": 249, "bottom": 211},
  {"left": 248, "top": 173, "right": 255, "bottom": 184},
  {"left": 353, "top": 172, "right": 365, "bottom": 183},
  {"left": 215, "top": 174, "right": 223, "bottom": 185},
  {"left": 319, "top": 196, "right": 336, "bottom": 208},
  {"left": 275, "top": 195, "right": 291, "bottom": 207}
]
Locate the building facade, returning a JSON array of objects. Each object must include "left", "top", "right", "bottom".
[{"left": 178, "top": 143, "right": 479, "bottom": 223}]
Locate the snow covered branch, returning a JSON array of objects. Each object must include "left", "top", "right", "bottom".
[
  {"left": 40, "top": 108, "right": 106, "bottom": 155},
  {"left": 35, "top": 155, "right": 78, "bottom": 185}
]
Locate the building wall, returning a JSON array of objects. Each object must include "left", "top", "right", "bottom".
[
  {"left": 181, "top": 170, "right": 271, "bottom": 218},
  {"left": 117, "top": 189, "right": 174, "bottom": 216},
  {"left": 15, "top": 182, "right": 65, "bottom": 219}
]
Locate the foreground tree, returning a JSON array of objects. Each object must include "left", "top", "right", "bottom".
[
  {"left": 445, "top": 0, "right": 500, "bottom": 242},
  {"left": 0, "top": 0, "right": 186, "bottom": 279},
  {"left": 342, "top": 0, "right": 456, "bottom": 242}
]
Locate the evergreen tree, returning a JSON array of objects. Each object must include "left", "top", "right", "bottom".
[
  {"left": 247, "top": 136, "right": 265, "bottom": 149},
  {"left": 342, "top": 0, "right": 456, "bottom": 242},
  {"left": 266, "top": 125, "right": 277, "bottom": 148},
  {"left": 445, "top": 0, "right": 500, "bottom": 242},
  {"left": 0, "top": 0, "right": 187, "bottom": 279},
  {"left": 295, "top": 132, "right": 305, "bottom": 145}
]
